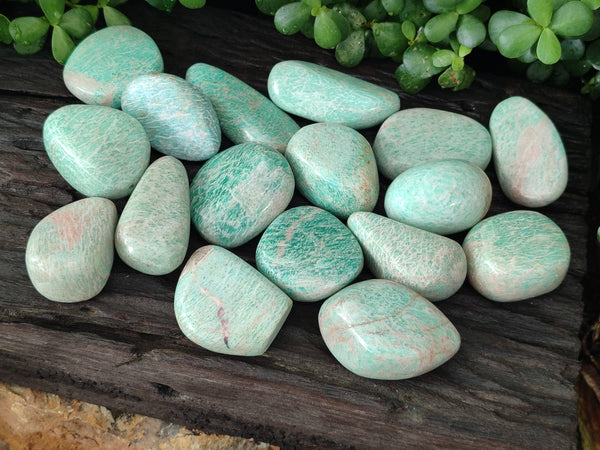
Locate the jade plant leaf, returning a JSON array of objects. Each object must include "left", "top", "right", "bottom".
[
  {"left": 373, "top": 21, "right": 408, "bottom": 56},
  {"left": 424, "top": 11, "right": 459, "bottom": 43},
  {"left": 550, "top": 1, "right": 594, "bottom": 36},
  {"left": 497, "top": 22, "right": 542, "bottom": 58},
  {"left": 457, "top": 13, "right": 486, "bottom": 47},
  {"left": 51, "top": 24, "right": 74, "bottom": 65},
  {"left": 488, "top": 10, "right": 532, "bottom": 45},
  {"left": 527, "top": 0, "right": 553, "bottom": 27},
  {"left": 536, "top": 27, "right": 562, "bottom": 63},
  {"left": 39, "top": 0, "right": 65, "bottom": 26},
  {"left": 274, "top": 2, "right": 311, "bottom": 35}
]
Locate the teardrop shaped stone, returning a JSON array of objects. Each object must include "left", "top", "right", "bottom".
[
  {"left": 25, "top": 197, "right": 117, "bottom": 303},
  {"left": 63, "top": 26, "right": 163, "bottom": 108},
  {"left": 43, "top": 104, "right": 151, "bottom": 199},
  {"left": 256, "top": 206, "right": 364, "bottom": 302},
  {"left": 347, "top": 212, "right": 467, "bottom": 301},
  {"left": 319, "top": 279, "right": 461, "bottom": 380},
  {"left": 190, "top": 143, "right": 295, "bottom": 248},
  {"left": 286, "top": 123, "right": 379, "bottom": 219},
  {"left": 121, "top": 73, "right": 221, "bottom": 161},
  {"left": 463, "top": 210, "right": 570, "bottom": 302},
  {"left": 174, "top": 245, "right": 293, "bottom": 356},
  {"left": 186, "top": 63, "right": 299, "bottom": 152},
  {"left": 268, "top": 60, "right": 400, "bottom": 129},
  {"left": 373, "top": 108, "right": 492, "bottom": 180},
  {"left": 115, "top": 156, "right": 190, "bottom": 276}
]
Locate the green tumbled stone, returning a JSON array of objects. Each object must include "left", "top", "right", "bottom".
[
  {"left": 174, "top": 245, "right": 293, "bottom": 356},
  {"left": 26, "top": 197, "right": 117, "bottom": 303},
  {"left": 256, "top": 206, "right": 364, "bottom": 302},
  {"left": 347, "top": 212, "right": 467, "bottom": 301},
  {"left": 43, "top": 104, "right": 151, "bottom": 199},
  {"left": 115, "top": 156, "right": 190, "bottom": 276},
  {"left": 186, "top": 63, "right": 299, "bottom": 152},
  {"left": 462, "top": 210, "right": 570, "bottom": 302},
  {"left": 319, "top": 279, "right": 461, "bottom": 380}
]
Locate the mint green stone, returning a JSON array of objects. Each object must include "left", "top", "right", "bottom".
[
  {"left": 43, "top": 105, "right": 151, "bottom": 199},
  {"left": 256, "top": 206, "right": 363, "bottom": 302},
  {"left": 186, "top": 63, "right": 299, "bottom": 152},
  {"left": 25, "top": 197, "right": 117, "bottom": 303},
  {"left": 384, "top": 159, "right": 492, "bottom": 235},
  {"left": 286, "top": 123, "right": 379, "bottom": 219},
  {"left": 463, "top": 210, "right": 570, "bottom": 302},
  {"left": 190, "top": 143, "right": 295, "bottom": 248},
  {"left": 347, "top": 212, "right": 467, "bottom": 301},
  {"left": 115, "top": 156, "right": 190, "bottom": 276},
  {"left": 174, "top": 245, "right": 293, "bottom": 356},
  {"left": 319, "top": 279, "right": 461, "bottom": 380},
  {"left": 268, "top": 60, "right": 400, "bottom": 129}
]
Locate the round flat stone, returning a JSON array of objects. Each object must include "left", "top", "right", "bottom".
[
  {"left": 256, "top": 206, "right": 364, "bottom": 302},
  {"left": 190, "top": 143, "right": 295, "bottom": 248},
  {"left": 489, "top": 96, "right": 568, "bottom": 207},
  {"left": 43, "top": 104, "right": 151, "bottom": 199},
  {"left": 64, "top": 26, "right": 163, "bottom": 108},
  {"left": 286, "top": 123, "right": 379, "bottom": 219},
  {"left": 174, "top": 245, "right": 293, "bottom": 356},
  {"left": 115, "top": 156, "right": 190, "bottom": 276},
  {"left": 26, "top": 197, "right": 117, "bottom": 303},
  {"left": 319, "top": 279, "right": 461, "bottom": 380},
  {"left": 347, "top": 212, "right": 467, "bottom": 301},
  {"left": 384, "top": 159, "right": 492, "bottom": 235},
  {"left": 462, "top": 210, "right": 570, "bottom": 302},
  {"left": 186, "top": 63, "right": 299, "bottom": 152},
  {"left": 268, "top": 60, "right": 400, "bottom": 129},
  {"left": 373, "top": 108, "right": 492, "bottom": 180}
]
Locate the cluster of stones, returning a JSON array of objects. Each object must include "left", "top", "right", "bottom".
[{"left": 25, "top": 26, "right": 571, "bottom": 381}]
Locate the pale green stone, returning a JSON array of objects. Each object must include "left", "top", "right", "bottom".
[
  {"left": 186, "top": 63, "right": 299, "bottom": 152},
  {"left": 319, "top": 279, "right": 461, "bottom": 380},
  {"left": 115, "top": 156, "right": 190, "bottom": 276},
  {"left": 268, "top": 60, "right": 400, "bottom": 129},
  {"left": 174, "top": 245, "right": 293, "bottom": 356},
  {"left": 384, "top": 159, "right": 492, "bottom": 235},
  {"left": 25, "top": 197, "right": 116, "bottom": 303},
  {"left": 347, "top": 212, "right": 467, "bottom": 301},
  {"left": 43, "top": 105, "right": 151, "bottom": 199},
  {"left": 462, "top": 210, "right": 570, "bottom": 302},
  {"left": 256, "top": 206, "right": 364, "bottom": 302}
]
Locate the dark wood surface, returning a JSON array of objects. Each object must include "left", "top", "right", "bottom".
[{"left": 0, "top": 4, "right": 595, "bottom": 449}]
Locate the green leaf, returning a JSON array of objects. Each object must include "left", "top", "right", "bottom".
[
  {"left": 451, "top": 56, "right": 464, "bottom": 70},
  {"left": 255, "top": 0, "right": 296, "bottom": 16},
  {"left": 458, "top": 44, "right": 471, "bottom": 57},
  {"left": 328, "top": 7, "right": 350, "bottom": 40},
  {"left": 274, "top": 2, "right": 311, "bottom": 35},
  {"left": 457, "top": 13, "right": 486, "bottom": 48},
  {"left": 59, "top": 7, "right": 93, "bottom": 40},
  {"left": 582, "top": 0, "right": 600, "bottom": 10},
  {"left": 437, "top": 64, "right": 475, "bottom": 90},
  {"left": 586, "top": 38, "right": 600, "bottom": 68},
  {"left": 300, "top": 16, "right": 315, "bottom": 38},
  {"left": 363, "top": 0, "right": 388, "bottom": 21},
  {"left": 488, "top": 10, "right": 533, "bottom": 46},
  {"left": 80, "top": 5, "right": 99, "bottom": 24},
  {"left": 525, "top": 59, "right": 553, "bottom": 82},
  {"left": 560, "top": 38, "right": 585, "bottom": 60},
  {"left": 550, "top": 1, "right": 594, "bottom": 36},
  {"left": 517, "top": 46, "right": 538, "bottom": 62},
  {"left": 403, "top": 42, "right": 445, "bottom": 78},
  {"left": 9, "top": 17, "right": 50, "bottom": 46},
  {"left": 432, "top": 48, "right": 455, "bottom": 67},
  {"left": 536, "top": 27, "right": 561, "bottom": 63},
  {"left": 314, "top": 7, "right": 342, "bottom": 48},
  {"left": 13, "top": 34, "right": 47, "bottom": 55},
  {"left": 179, "top": 0, "right": 206, "bottom": 7},
  {"left": 0, "top": 14, "right": 12, "bottom": 44},
  {"left": 395, "top": 63, "right": 432, "bottom": 93},
  {"left": 103, "top": 6, "right": 131, "bottom": 26},
  {"left": 424, "top": 12, "right": 459, "bottom": 43},
  {"left": 549, "top": 61, "right": 570, "bottom": 85},
  {"left": 40, "top": 0, "right": 65, "bottom": 26},
  {"left": 372, "top": 21, "right": 408, "bottom": 56},
  {"left": 456, "top": 0, "right": 482, "bottom": 15},
  {"left": 470, "top": 4, "right": 491, "bottom": 22},
  {"left": 527, "top": 0, "right": 553, "bottom": 27},
  {"left": 51, "top": 25, "right": 74, "bottom": 64},
  {"left": 335, "top": 4, "right": 366, "bottom": 30},
  {"left": 144, "top": 0, "right": 177, "bottom": 13},
  {"left": 423, "top": 0, "right": 459, "bottom": 14},
  {"left": 563, "top": 58, "right": 591, "bottom": 75},
  {"left": 401, "top": 20, "right": 416, "bottom": 40},
  {"left": 381, "top": 0, "right": 404, "bottom": 15},
  {"left": 302, "top": 0, "right": 321, "bottom": 8},
  {"left": 497, "top": 22, "right": 542, "bottom": 58},
  {"left": 335, "top": 29, "right": 365, "bottom": 67},
  {"left": 398, "top": 1, "right": 432, "bottom": 27}
]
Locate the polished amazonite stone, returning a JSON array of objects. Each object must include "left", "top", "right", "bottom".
[
  {"left": 373, "top": 108, "right": 492, "bottom": 180},
  {"left": 347, "top": 212, "right": 467, "bottom": 301},
  {"left": 115, "top": 156, "right": 190, "bottom": 276},
  {"left": 463, "top": 210, "right": 570, "bottom": 302},
  {"left": 25, "top": 197, "right": 116, "bottom": 303},
  {"left": 319, "top": 279, "right": 460, "bottom": 380},
  {"left": 174, "top": 245, "right": 293, "bottom": 356},
  {"left": 384, "top": 159, "right": 492, "bottom": 235},
  {"left": 285, "top": 123, "right": 379, "bottom": 219},
  {"left": 489, "top": 96, "right": 568, "bottom": 207},
  {"left": 268, "top": 60, "right": 400, "bottom": 129},
  {"left": 64, "top": 26, "right": 163, "bottom": 108},
  {"left": 121, "top": 73, "right": 221, "bottom": 161},
  {"left": 256, "top": 206, "right": 364, "bottom": 302},
  {"left": 43, "top": 104, "right": 150, "bottom": 199},
  {"left": 186, "top": 63, "right": 299, "bottom": 152},
  {"left": 190, "top": 143, "right": 295, "bottom": 248}
]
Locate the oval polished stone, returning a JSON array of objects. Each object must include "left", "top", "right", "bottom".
[
  {"left": 186, "top": 63, "right": 299, "bottom": 152},
  {"left": 489, "top": 96, "right": 568, "bottom": 207},
  {"left": 347, "top": 212, "right": 467, "bottom": 301},
  {"left": 286, "top": 123, "right": 379, "bottom": 219},
  {"left": 384, "top": 159, "right": 492, "bottom": 235},
  {"left": 319, "top": 279, "right": 461, "bottom": 380},
  {"left": 174, "top": 245, "right": 293, "bottom": 356},
  {"left": 26, "top": 197, "right": 117, "bottom": 303},
  {"left": 115, "top": 156, "right": 190, "bottom": 276},
  {"left": 190, "top": 143, "right": 295, "bottom": 248},
  {"left": 256, "top": 206, "right": 364, "bottom": 302},
  {"left": 373, "top": 108, "right": 492, "bottom": 180},
  {"left": 462, "top": 210, "right": 570, "bottom": 302},
  {"left": 64, "top": 26, "right": 163, "bottom": 108},
  {"left": 121, "top": 73, "right": 221, "bottom": 161},
  {"left": 268, "top": 60, "right": 400, "bottom": 129},
  {"left": 43, "top": 104, "right": 151, "bottom": 199}
]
